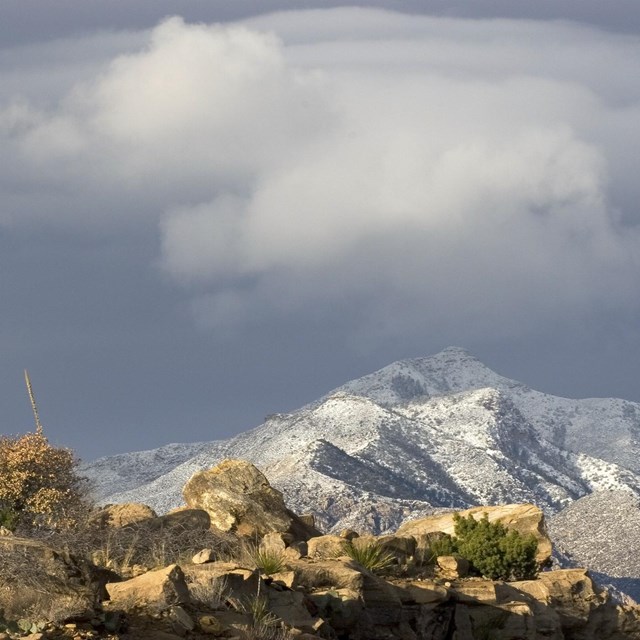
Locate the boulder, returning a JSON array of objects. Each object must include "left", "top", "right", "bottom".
[
  {"left": 183, "top": 459, "right": 319, "bottom": 539},
  {"left": 397, "top": 503, "right": 552, "bottom": 565},
  {"left": 91, "top": 503, "right": 157, "bottom": 528},
  {"left": 307, "top": 535, "right": 346, "bottom": 559},
  {"left": 106, "top": 564, "right": 190, "bottom": 610},
  {"left": 143, "top": 508, "right": 211, "bottom": 532}
]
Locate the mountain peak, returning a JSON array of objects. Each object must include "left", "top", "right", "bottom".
[{"left": 333, "top": 346, "right": 515, "bottom": 406}]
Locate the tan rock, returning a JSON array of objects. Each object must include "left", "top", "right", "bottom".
[
  {"left": 452, "top": 580, "right": 497, "bottom": 604},
  {"left": 285, "top": 558, "right": 365, "bottom": 592},
  {"left": 307, "top": 535, "right": 346, "bottom": 559},
  {"left": 182, "top": 459, "right": 318, "bottom": 539},
  {"left": 260, "top": 532, "right": 293, "bottom": 554},
  {"left": 182, "top": 561, "right": 262, "bottom": 603},
  {"left": 339, "top": 529, "right": 359, "bottom": 541},
  {"left": 106, "top": 564, "right": 190, "bottom": 609},
  {"left": 270, "top": 570, "right": 298, "bottom": 589},
  {"left": 192, "top": 548, "right": 216, "bottom": 564},
  {"left": 437, "top": 554, "right": 469, "bottom": 578},
  {"left": 397, "top": 503, "right": 552, "bottom": 565},
  {"left": 91, "top": 503, "right": 157, "bottom": 528}
]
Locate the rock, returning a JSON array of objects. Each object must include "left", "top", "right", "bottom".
[
  {"left": 183, "top": 459, "right": 319, "bottom": 539},
  {"left": 451, "top": 579, "right": 497, "bottom": 604},
  {"left": 91, "top": 503, "right": 157, "bottom": 528},
  {"left": 307, "top": 535, "right": 346, "bottom": 559},
  {"left": 106, "top": 564, "right": 190, "bottom": 609},
  {"left": 260, "top": 532, "right": 293, "bottom": 554},
  {"left": 339, "top": 529, "right": 359, "bottom": 541},
  {"left": 0, "top": 526, "right": 13, "bottom": 537},
  {"left": 376, "top": 534, "right": 416, "bottom": 564},
  {"left": 170, "top": 605, "right": 195, "bottom": 632},
  {"left": 437, "top": 554, "right": 469, "bottom": 579},
  {"left": 192, "top": 548, "right": 216, "bottom": 564},
  {"left": 198, "top": 615, "right": 226, "bottom": 635},
  {"left": 399, "top": 581, "right": 449, "bottom": 604},
  {"left": 182, "top": 561, "right": 262, "bottom": 603},
  {"left": 285, "top": 558, "right": 364, "bottom": 592},
  {"left": 271, "top": 570, "right": 298, "bottom": 589},
  {"left": 267, "top": 588, "right": 325, "bottom": 631},
  {"left": 142, "top": 508, "right": 211, "bottom": 532},
  {"left": 397, "top": 503, "right": 552, "bottom": 566}
]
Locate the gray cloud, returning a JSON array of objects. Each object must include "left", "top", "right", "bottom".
[{"left": 2, "top": 8, "right": 640, "bottom": 457}]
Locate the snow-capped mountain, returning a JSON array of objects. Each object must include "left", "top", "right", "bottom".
[{"left": 82, "top": 347, "right": 640, "bottom": 535}]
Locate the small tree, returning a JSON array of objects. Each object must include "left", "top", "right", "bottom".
[
  {"left": 0, "top": 430, "right": 89, "bottom": 531},
  {"left": 0, "top": 371, "right": 90, "bottom": 531},
  {"left": 431, "top": 513, "right": 539, "bottom": 581}
]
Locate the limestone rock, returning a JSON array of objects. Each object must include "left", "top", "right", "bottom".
[
  {"left": 397, "top": 503, "right": 552, "bottom": 565},
  {"left": 106, "top": 564, "right": 190, "bottom": 609},
  {"left": 182, "top": 459, "right": 318, "bottom": 539}
]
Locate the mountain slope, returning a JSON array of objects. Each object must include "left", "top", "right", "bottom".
[{"left": 82, "top": 347, "right": 640, "bottom": 536}]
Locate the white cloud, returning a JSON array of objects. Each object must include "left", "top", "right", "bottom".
[{"left": 2, "top": 9, "right": 640, "bottom": 344}]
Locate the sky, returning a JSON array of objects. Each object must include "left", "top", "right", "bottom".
[{"left": 1, "top": 1, "right": 640, "bottom": 460}]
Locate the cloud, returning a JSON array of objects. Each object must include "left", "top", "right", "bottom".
[{"left": 2, "top": 9, "right": 640, "bottom": 346}]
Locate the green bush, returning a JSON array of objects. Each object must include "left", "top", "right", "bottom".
[{"left": 435, "top": 513, "right": 538, "bottom": 581}]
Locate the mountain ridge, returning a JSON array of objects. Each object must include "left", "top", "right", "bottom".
[{"left": 82, "top": 346, "right": 640, "bottom": 531}]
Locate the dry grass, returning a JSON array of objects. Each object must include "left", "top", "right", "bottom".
[
  {"left": 0, "top": 545, "right": 94, "bottom": 624},
  {"left": 36, "top": 519, "right": 236, "bottom": 576},
  {"left": 188, "top": 574, "right": 228, "bottom": 609}
]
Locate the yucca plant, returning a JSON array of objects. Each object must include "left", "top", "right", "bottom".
[
  {"left": 246, "top": 544, "right": 286, "bottom": 576},
  {"left": 341, "top": 539, "right": 395, "bottom": 573}
]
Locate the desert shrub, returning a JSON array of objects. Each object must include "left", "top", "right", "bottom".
[
  {"left": 341, "top": 539, "right": 395, "bottom": 573},
  {"left": 437, "top": 513, "right": 538, "bottom": 581},
  {"left": 0, "top": 430, "right": 90, "bottom": 531}
]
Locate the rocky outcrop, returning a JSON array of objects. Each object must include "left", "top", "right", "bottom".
[
  {"left": 182, "top": 459, "right": 320, "bottom": 539},
  {"left": 398, "top": 503, "right": 553, "bottom": 565}
]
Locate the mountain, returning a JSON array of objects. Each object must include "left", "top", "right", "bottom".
[
  {"left": 82, "top": 347, "right": 640, "bottom": 535},
  {"left": 548, "top": 489, "right": 640, "bottom": 602}
]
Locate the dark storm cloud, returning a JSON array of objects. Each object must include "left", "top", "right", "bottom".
[{"left": 1, "top": 6, "right": 640, "bottom": 459}]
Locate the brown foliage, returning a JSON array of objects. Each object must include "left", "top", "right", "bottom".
[{"left": 0, "top": 430, "right": 90, "bottom": 530}]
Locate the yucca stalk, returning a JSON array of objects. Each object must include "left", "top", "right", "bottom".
[{"left": 24, "top": 369, "right": 43, "bottom": 436}]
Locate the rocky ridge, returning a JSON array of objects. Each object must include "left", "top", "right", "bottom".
[
  {"left": 81, "top": 348, "right": 640, "bottom": 602},
  {"left": 4, "top": 459, "right": 640, "bottom": 640}
]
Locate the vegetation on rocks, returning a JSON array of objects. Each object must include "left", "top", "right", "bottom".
[{"left": 430, "top": 512, "right": 539, "bottom": 581}]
